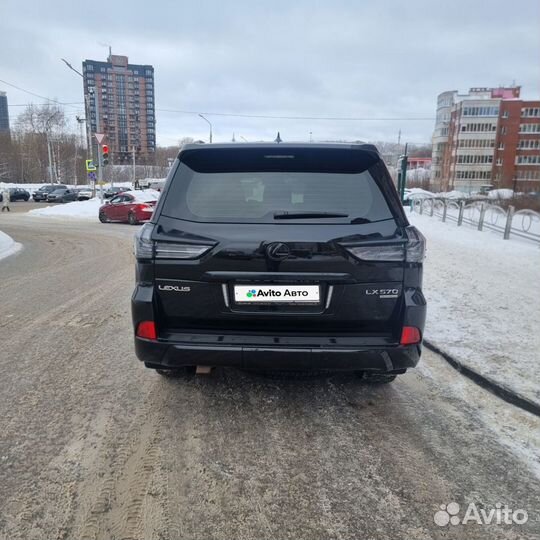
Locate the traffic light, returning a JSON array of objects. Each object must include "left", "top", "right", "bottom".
[{"left": 101, "top": 144, "right": 109, "bottom": 166}]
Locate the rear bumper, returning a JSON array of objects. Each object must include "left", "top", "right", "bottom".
[
  {"left": 132, "top": 283, "right": 425, "bottom": 372},
  {"left": 134, "top": 333, "right": 421, "bottom": 371}
]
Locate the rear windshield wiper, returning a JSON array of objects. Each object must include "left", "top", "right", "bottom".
[{"left": 273, "top": 211, "right": 349, "bottom": 219}]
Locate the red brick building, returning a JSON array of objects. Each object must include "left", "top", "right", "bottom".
[
  {"left": 431, "top": 87, "right": 540, "bottom": 193},
  {"left": 495, "top": 101, "right": 540, "bottom": 190},
  {"left": 83, "top": 54, "right": 155, "bottom": 164}
]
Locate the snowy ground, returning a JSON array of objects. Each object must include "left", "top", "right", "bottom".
[
  {"left": 0, "top": 230, "right": 22, "bottom": 261},
  {"left": 28, "top": 198, "right": 103, "bottom": 220},
  {"left": 19, "top": 195, "right": 540, "bottom": 405},
  {"left": 409, "top": 211, "right": 540, "bottom": 406}
]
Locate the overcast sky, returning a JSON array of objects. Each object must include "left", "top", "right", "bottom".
[{"left": 1, "top": 0, "right": 539, "bottom": 146}]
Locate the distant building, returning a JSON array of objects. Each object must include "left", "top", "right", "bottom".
[
  {"left": 0, "top": 91, "right": 10, "bottom": 134},
  {"left": 431, "top": 86, "right": 540, "bottom": 192},
  {"left": 407, "top": 157, "right": 432, "bottom": 170},
  {"left": 82, "top": 54, "right": 155, "bottom": 163}
]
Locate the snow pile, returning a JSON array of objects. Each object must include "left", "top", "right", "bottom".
[
  {"left": 405, "top": 188, "right": 435, "bottom": 199},
  {"left": 131, "top": 189, "right": 160, "bottom": 202},
  {"left": 28, "top": 198, "right": 103, "bottom": 220},
  {"left": 409, "top": 211, "right": 540, "bottom": 406},
  {"left": 437, "top": 190, "right": 469, "bottom": 200},
  {"left": 0, "top": 230, "right": 22, "bottom": 261},
  {"left": 488, "top": 188, "right": 514, "bottom": 200},
  {"left": 408, "top": 189, "right": 471, "bottom": 200}
]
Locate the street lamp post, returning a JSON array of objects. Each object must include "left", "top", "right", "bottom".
[
  {"left": 198, "top": 114, "right": 213, "bottom": 143},
  {"left": 61, "top": 59, "right": 93, "bottom": 161}
]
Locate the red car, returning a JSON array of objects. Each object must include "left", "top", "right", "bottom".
[{"left": 99, "top": 191, "right": 158, "bottom": 225}]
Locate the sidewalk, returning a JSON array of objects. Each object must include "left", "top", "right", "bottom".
[{"left": 409, "top": 211, "right": 540, "bottom": 407}]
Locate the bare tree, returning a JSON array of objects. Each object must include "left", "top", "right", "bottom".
[
  {"left": 7, "top": 103, "right": 86, "bottom": 184},
  {"left": 16, "top": 103, "right": 66, "bottom": 135},
  {"left": 178, "top": 137, "right": 194, "bottom": 146}
]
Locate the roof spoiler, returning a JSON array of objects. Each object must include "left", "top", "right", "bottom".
[{"left": 356, "top": 143, "right": 380, "bottom": 154}]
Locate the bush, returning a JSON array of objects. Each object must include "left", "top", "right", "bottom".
[{"left": 492, "top": 195, "right": 540, "bottom": 213}]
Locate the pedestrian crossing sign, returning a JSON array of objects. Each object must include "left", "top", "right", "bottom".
[{"left": 86, "top": 159, "right": 97, "bottom": 172}]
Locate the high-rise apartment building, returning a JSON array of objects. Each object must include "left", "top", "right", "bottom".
[
  {"left": 83, "top": 54, "right": 155, "bottom": 163},
  {"left": 0, "top": 91, "right": 10, "bottom": 134},
  {"left": 431, "top": 87, "right": 540, "bottom": 193}
]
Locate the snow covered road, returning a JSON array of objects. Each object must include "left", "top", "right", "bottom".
[
  {"left": 0, "top": 214, "right": 538, "bottom": 540},
  {"left": 409, "top": 211, "right": 540, "bottom": 407}
]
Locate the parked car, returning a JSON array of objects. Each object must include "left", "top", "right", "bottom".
[
  {"left": 132, "top": 143, "right": 427, "bottom": 381},
  {"left": 104, "top": 186, "right": 124, "bottom": 199},
  {"left": 0, "top": 188, "right": 30, "bottom": 202},
  {"left": 46, "top": 188, "right": 78, "bottom": 203},
  {"left": 33, "top": 184, "right": 67, "bottom": 201},
  {"left": 99, "top": 191, "right": 158, "bottom": 224},
  {"left": 77, "top": 188, "right": 93, "bottom": 201}
]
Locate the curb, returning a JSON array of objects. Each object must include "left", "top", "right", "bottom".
[{"left": 424, "top": 340, "right": 540, "bottom": 418}]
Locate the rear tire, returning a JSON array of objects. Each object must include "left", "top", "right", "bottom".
[
  {"left": 355, "top": 372, "right": 398, "bottom": 384},
  {"left": 128, "top": 212, "right": 139, "bottom": 225}
]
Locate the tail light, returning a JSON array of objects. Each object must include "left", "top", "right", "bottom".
[
  {"left": 139, "top": 204, "right": 155, "bottom": 213},
  {"left": 344, "top": 226, "right": 426, "bottom": 263},
  {"left": 136, "top": 320, "right": 157, "bottom": 340},
  {"left": 134, "top": 223, "right": 154, "bottom": 259},
  {"left": 404, "top": 226, "right": 426, "bottom": 263},
  {"left": 133, "top": 223, "right": 214, "bottom": 260},
  {"left": 154, "top": 242, "right": 213, "bottom": 259},
  {"left": 400, "top": 326, "right": 421, "bottom": 345}
]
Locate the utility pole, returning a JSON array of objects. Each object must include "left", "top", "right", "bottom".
[
  {"left": 97, "top": 143, "right": 103, "bottom": 201},
  {"left": 61, "top": 58, "right": 93, "bottom": 161},
  {"left": 397, "top": 143, "right": 408, "bottom": 203},
  {"left": 132, "top": 145, "right": 136, "bottom": 187},
  {"left": 46, "top": 131, "right": 55, "bottom": 185},
  {"left": 198, "top": 114, "right": 213, "bottom": 143}
]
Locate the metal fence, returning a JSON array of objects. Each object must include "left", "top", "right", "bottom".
[{"left": 410, "top": 196, "right": 540, "bottom": 244}]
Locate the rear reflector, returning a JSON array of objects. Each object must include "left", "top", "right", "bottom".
[
  {"left": 400, "top": 326, "right": 421, "bottom": 345},
  {"left": 136, "top": 321, "right": 157, "bottom": 340}
]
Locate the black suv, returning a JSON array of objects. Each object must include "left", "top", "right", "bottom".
[{"left": 132, "top": 143, "right": 426, "bottom": 382}]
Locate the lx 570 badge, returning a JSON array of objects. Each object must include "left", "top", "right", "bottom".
[{"left": 366, "top": 288, "right": 400, "bottom": 298}]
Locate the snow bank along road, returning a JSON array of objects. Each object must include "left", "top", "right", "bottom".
[
  {"left": 409, "top": 212, "right": 540, "bottom": 409},
  {"left": 0, "top": 215, "right": 539, "bottom": 540},
  {"left": 0, "top": 230, "right": 22, "bottom": 261}
]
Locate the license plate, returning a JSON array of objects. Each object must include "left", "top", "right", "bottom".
[{"left": 234, "top": 284, "right": 320, "bottom": 303}]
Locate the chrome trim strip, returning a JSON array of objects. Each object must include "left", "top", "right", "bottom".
[
  {"left": 325, "top": 285, "right": 334, "bottom": 310},
  {"left": 222, "top": 283, "right": 230, "bottom": 308}
]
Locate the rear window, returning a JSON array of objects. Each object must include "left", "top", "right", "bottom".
[{"left": 161, "top": 149, "right": 396, "bottom": 224}]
